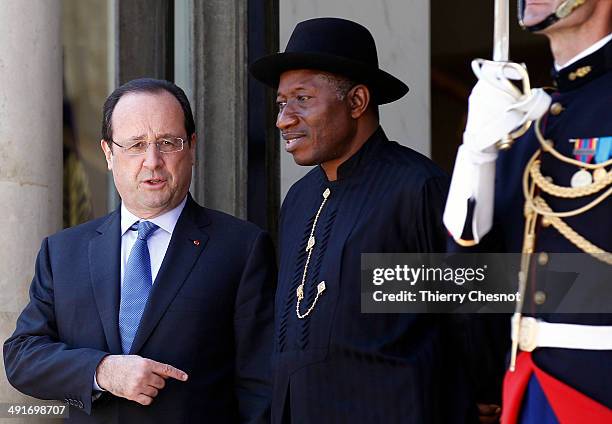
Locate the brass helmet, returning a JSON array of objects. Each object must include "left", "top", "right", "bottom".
[{"left": 518, "top": 0, "right": 586, "bottom": 31}]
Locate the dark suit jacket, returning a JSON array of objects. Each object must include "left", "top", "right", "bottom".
[{"left": 4, "top": 196, "right": 276, "bottom": 423}]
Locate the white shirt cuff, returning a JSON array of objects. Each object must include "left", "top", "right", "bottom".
[{"left": 93, "top": 371, "right": 105, "bottom": 392}]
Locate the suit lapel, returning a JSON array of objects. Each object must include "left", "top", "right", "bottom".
[
  {"left": 89, "top": 210, "right": 123, "bottom": 354},
  {"left": 129, "top": 197, "right": 210, "bottom": 354}
]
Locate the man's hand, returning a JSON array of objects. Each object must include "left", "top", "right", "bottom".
[
  {"left": 477, "top": 403, "right": 501, "bottom": 424},
  {"left": 464, "top": 59, "right": 551, "bottom": 153},
  {"left": 443, "top": 59, "right": 550, "bottom": 243},
  {"left": 96, "top": 355, "right": 188, "bottom": 405}
]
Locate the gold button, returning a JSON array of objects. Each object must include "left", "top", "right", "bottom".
[
  {"left": 549, "top": 102, "right": 564, "bottom": 115},
  {"left": 541, "top": 216, "right": 552, "bottom": 227},
  {"left": 537, "top": 252, "right": 548, "bottom": 266},
  {"left": 534, "top": 291, "right": 547, "bottom": 305}
]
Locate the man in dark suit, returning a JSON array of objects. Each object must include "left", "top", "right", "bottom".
[
  {"left": 4, "top": 78, "right": 275, "bottom": 423},
  {"left": 250, "top": 18, "right": 474, "bottom": 423}
]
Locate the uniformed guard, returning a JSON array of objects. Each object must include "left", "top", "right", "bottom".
[{"left": 444, "top": 0, "right": 612, "bottom": 422}]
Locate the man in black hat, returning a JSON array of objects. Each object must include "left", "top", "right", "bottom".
[{"left": 251, "top": 17, "right": 474, "bottom": 423}]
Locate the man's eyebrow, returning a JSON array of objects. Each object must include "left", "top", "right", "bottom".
[
  {"left": 156, "top": 133, "right": 180, "bottom": 139},
  {"left": 277, "top": 85, "right": 313, "bottom": 97},
  {"left": 124, "top": 133, "right": 179, "bottom": 141},
  {"left": 125, "top": 134, "right": 147, "bottom": 141}
]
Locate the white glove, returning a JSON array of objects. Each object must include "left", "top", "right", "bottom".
[
  {"left": 444, "top": 145, "right": 496, "bottom": 244},
  {"left": 463, "top": 59, "right": 551, "bottom": 154},
  {"left": 444, "top": 59, "right": 551, "bottom": 244}
]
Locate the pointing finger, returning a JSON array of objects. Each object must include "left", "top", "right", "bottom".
[{"left": 150, "top": 361, "right": 188, "bottom": 381}]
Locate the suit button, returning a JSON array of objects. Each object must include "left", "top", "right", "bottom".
[
  {"left": 537, "top": 252, "right": 548, "bottom": 266},
  {"left": 549, "top": 102, "right": 564, "bottom": 115},
  {"left": 534, "top": 291, "right": 547, "bottom": 305}
]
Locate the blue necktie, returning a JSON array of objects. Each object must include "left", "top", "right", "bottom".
[{"left": 119, "top": 221, "right": 159, "bottom": 354}]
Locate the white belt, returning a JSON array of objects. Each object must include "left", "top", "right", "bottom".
[{"left": 517, "top": 317, "right": 612, "bottom": 351}]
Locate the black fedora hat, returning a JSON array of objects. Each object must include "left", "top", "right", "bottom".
[{"left": 249, "top": 17, "right": 409, "bottom": 105}]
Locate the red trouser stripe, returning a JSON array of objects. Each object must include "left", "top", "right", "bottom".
[{"left": 502, "top": 351, "right": 612, "bottom": 423}]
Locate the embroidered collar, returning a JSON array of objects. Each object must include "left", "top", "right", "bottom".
[{"left": 553, "top": 38, "right": 612, "bottom": 92}]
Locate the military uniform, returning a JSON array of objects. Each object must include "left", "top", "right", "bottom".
[{"left": 469, "top": 39, "right": 612, "bottom": 422}]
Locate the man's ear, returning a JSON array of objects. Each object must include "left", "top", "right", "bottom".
[
  {"left": 188, "top": 133, "right": 197, "bottom": 165},
  {"left": 347, "top": 84, "right": 371, "bottom": 119},
  {"left": 100, "top": 140, "right": 113, "bottom": 171}
]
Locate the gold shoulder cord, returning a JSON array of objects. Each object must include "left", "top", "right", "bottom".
[
  {"left": 510, "top": 117, "right": 612, "bottom": 371},
  {"left": 296, "top": 188, "right": 331, "bottom": 319}
]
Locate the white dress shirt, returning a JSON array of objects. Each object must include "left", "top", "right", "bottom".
[
  {"left": 119, "top": 196, "right": 187, "bottom": 285},
  {"left": 93, "top": 196, "right": 187, "bottom": 392}
]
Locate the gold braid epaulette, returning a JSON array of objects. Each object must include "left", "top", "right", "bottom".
[
  {"left": 521, "top": 117, "right": 612, "bottom": 265},
  {"left": 530, "top": 160, "right": 612, "bottom": 198},
  {"left": 531, "top": 196, "right": 612, "bottom": 265}
]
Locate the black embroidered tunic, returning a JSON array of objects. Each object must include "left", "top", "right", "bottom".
[{"left": 273, "top": 127, "right": 472, "bottom": 423}]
